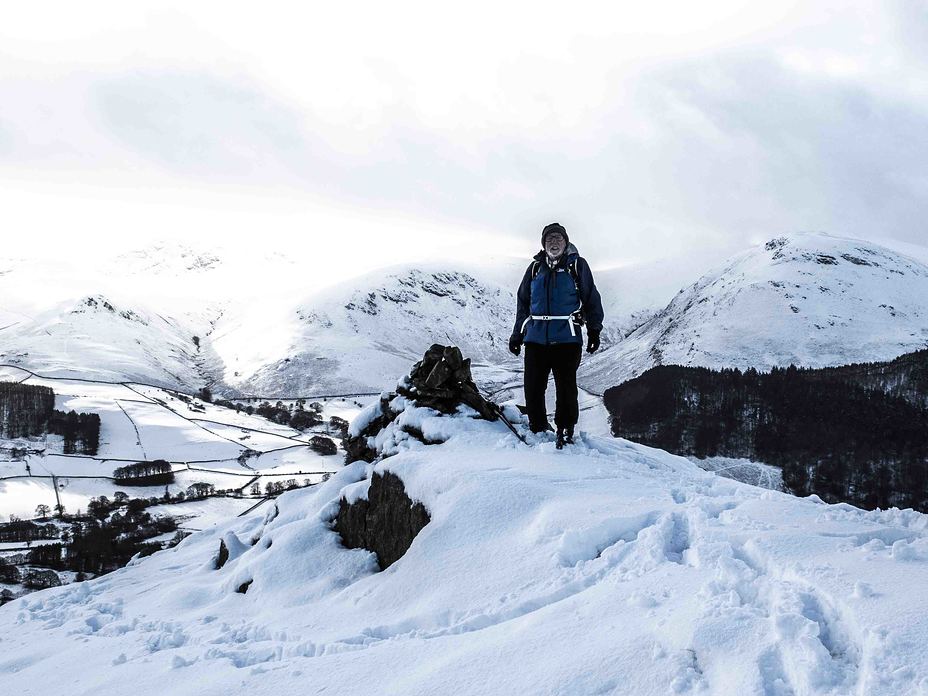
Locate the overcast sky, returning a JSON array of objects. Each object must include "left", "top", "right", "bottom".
[{"left": 2, "top": 1, "right": 927, "bottom": 280}]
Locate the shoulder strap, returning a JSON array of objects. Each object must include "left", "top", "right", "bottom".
[
  {"left": 531, "top": 261, "right": 541, "bottom": 280},
  {"left": 568, "top": 259, "right": 580, "bottom": 292},
  {"left": 569, "top": 259, "right": 584, "bottom": 317}
]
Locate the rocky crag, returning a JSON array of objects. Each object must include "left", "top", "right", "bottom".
[{"left": 336, "top": 345, "right": 497, "bottom": 569}]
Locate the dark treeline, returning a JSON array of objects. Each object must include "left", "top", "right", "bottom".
[
  {"left": 63, "top": 513, "right": 178, "bottom": 574},
  {"left": 255, "top": 399, "right": 324, "bottom": 429},
  {"left": 604, "top": 355, "right": 928, "bottom": 512},
  {"left": 211, "top": 395, "right": 348, "bottom": 437},
  {"left": 0, "top": 382, "right": 55, "bottom": 438},
  {"left": 0, "top": 381, "right": 100, "bottom": 454},
  {"left": 0, "top": 519, "right": 59, "bottom": 543},
  {"left": 47, "top": 410, "right": 101, "bottom": 455},
  {"left": 1, "top": 498, "right": 181, "bottom": 577},
  {"left": 113, "top": 460, "right": 175, "bottom": 486},
  {"left": 35, "top": 511, "right": 178, "bottom": 575},
  {"left": 799, "top": 349, "right": 928, "bottom": 409}
]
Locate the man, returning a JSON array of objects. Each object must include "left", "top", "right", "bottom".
[{"left": 509, "top": 222, "right": 604, "bottom": 449}]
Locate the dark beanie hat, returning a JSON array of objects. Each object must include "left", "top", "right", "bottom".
[{"left": 541, "top": 222, "right": 569, "bottom": 246}]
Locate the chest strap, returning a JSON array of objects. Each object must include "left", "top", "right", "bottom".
[{"left": 520, "top": 314, "right": 579, "bottom": 337}]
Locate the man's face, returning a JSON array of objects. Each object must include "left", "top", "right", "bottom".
[{"left": 544, "top": 233, "right": 566, "bottom": 258}]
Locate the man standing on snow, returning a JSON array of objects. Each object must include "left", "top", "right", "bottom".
[{"left": 509, "top": 222, "right": 604, "bottom": 448}]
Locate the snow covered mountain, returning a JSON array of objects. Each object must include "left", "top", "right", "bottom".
[
  {"left": 218, "top": 262, "right": 524, "bottom": 397},
  {"left": 0, "top": 243, "right": 235, "bottom": 390},
  {"left": 3, "top": 234, "right": 694, "bottom": 397},
  {"left": 2, "top": 245, "right": 534, "bottom": 397},
  {"left": 3, "top": 390, "right": 928, "bottom": 695},
  {"left": 0, "top": 292, "right": 224, "bottom": 390},
  {"left": 6, "top": 233, "right": 928, "bottom": 400},
  {"left": 211, "top": 250, "right": 700, "bottom": 398},
  {"left": 582, "top": 233, "right": 928, "bottom": 392}
]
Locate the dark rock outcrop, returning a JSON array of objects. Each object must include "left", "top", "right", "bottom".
[
  {"left": 334, "top": 471, "right": 430, "bottom": 570},
  {"left": 343, "top": 392, "right": 397, "bottom": 464},
  {"left": 215, "top": 539, "right": 230, "bottom": 569},
  {"left": 399, "top": 344, "right": 497, "bottom": 420},
  {"left": 343, "top": 345, "right": 497, "bottom": 464}
]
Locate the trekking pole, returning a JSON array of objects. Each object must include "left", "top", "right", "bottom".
[{"left": 482, "top": 394, "right": 529, "bottom": 445}]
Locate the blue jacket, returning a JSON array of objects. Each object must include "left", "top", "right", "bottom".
[{"left": 512, "top": 244, "right": 604, "bottom": 345}]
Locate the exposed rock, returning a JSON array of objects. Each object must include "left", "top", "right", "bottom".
[
  {"left": 343, "top": 394, "right": 397, "bottom": 464},
  {"left": 343, "top": 345, "right": 497, "bottom": 464},
  {"left": 399, "top": 344, "right": 497, "bottom": 420},
  {"left": 334, "top": 471, "right": 430, "bottom": 570},
  {"left": 215, "top": 539, "right": 230, "bottom": 569},
  {"left": 215, "top": 532, "right": 248, "bottom": 569},
  {"left": 236, "top": 579, "right": 253, "bottom": 594}
]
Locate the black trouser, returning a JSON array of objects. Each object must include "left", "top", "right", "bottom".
[{"left": 524, "top": 342, "right": 582, "bottom": 432}]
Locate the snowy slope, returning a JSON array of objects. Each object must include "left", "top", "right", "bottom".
[
  {"left": 581, "top": 233, "right": 928, "bottom": 391},
  {"left": 2, "top": 399, "right": 928, "bottom": 695},
  {"left": 0, "top": 245, "right": 229, "bottom": 390},
  {"left": 2, "top": 237, "right": 684, "bottom": 397},
  {"left": 0, "top": 293, "right": 225, "bottom": 389},
  {"left": 7, "top": 233, "right": 928, "bottom": 400},
  {"left": 218, "top": 262, "right": 526, "bottom": 396},
  {"left": 215, "top": 250, "right": 697, "bottom": 398}
]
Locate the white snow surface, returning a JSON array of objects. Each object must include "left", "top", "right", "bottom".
[{"left": 3, "top": 404, "right": 928, "bottom": 695}]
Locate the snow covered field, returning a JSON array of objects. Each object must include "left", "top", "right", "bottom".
[
  {"left": 3, "top": 403, "right": 927, "bottom": 696},
  {"left": 0, "top": 373, "right": 356, "bottom": 522}
]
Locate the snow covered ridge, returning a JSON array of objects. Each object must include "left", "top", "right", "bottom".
[
  {"left": 4, "top": 387, "right": 928, "bottom": 694},
  {"left": 10, "top": 231, "right": 927, "bottom": 400},
  {"left": 226, "top": 265, "right": 520, "bottom": 397},
  {"left": 581, "top": 232, "right": 928, "bottom": 392},
  {"left": 0, "top": 291, "right": 224, "bottom": 391}
]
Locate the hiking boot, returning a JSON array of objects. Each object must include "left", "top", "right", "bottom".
[
  {"left": 564, "top": 426, "right": 575, "bottom": 445},
  {"left": 556, "top": 428, "right": 566, "bottom": 450}
]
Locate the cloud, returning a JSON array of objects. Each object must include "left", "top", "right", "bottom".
[
  {"left": 1, "top": 2, "right": 928, "bottom": 267},
  {"left": 94, "top": 71, "right": 318, "bottom": 179},
  {"left": 631, "top": 51, "right": 928, "bottom": 246}
]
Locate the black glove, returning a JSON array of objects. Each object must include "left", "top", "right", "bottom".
[
  {"left": 586, "top": 329, "right": 600, "bottom": 354},
  {"left": 508, "top": 334, "right": 523, "bottom": 356}
]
